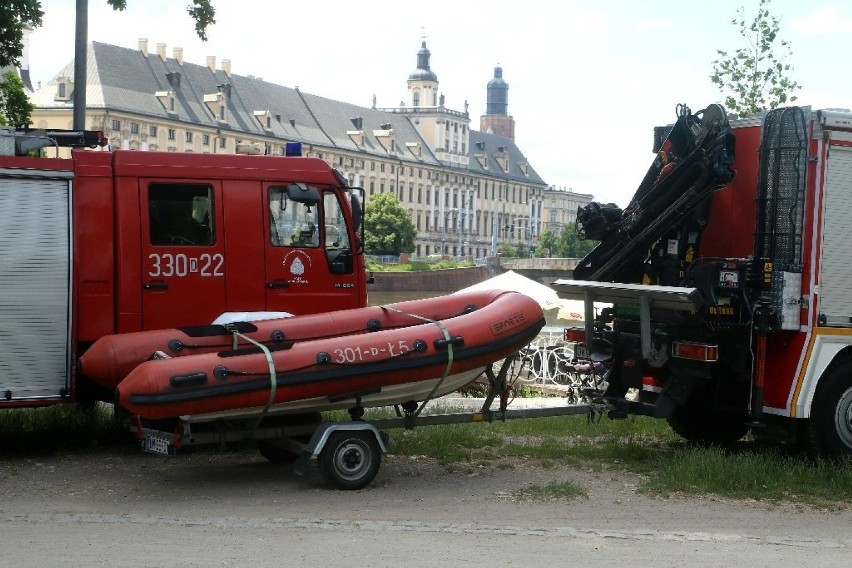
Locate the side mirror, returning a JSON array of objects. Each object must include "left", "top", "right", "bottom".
[{"left": 285, "top": 183, "right": 321, "bottom": 204}]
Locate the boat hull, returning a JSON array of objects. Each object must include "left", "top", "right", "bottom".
[
  {"left": 179, "top": 368, "right": 485, "bottom": 423},
  {"left": 115, "top": 290, "right": 544, "bottom": 420}
]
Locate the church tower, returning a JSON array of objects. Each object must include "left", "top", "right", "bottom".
[
  {"left": 479, "top": 66, "right": 515, "bottom": 140},
  {"left": 407, "top": 41, "right": 439, "bottom": 108}
]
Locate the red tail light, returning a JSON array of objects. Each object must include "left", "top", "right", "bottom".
[
  {"left": 563, "top": 327, "right": 586, "bottom": 342},
  {"left": 672, "top": 341, "right": 718, "bottom": 362}
]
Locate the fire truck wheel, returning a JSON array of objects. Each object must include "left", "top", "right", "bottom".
[
  {"left": 667, "top": 395, "right": 749, "bottom": 446},
  {"left": 807, "top": 363, "right": 852, "bottom": 458}
]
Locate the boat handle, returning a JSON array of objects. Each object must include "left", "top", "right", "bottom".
[
  {"left": 267, "top": 280, "right": 290, "bottom": 289},
  {"left": 144, "top": 281, "right": 168, "bottom": 290},
  {"left": 434, "top": 336, "right": 464, "bottom": 349}
]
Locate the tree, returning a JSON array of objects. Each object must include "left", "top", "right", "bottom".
[
  {"left": 555, "top": 222, "right": 598, "bottom": 258},
  {"left": 0, "top": 1, "right": 43, "bottom": 69},
  {"left": 363, "top": 192, "right": 417, "bottom": 256},
  {"left": 710, "top": 0, "right": 801, "bottom": 116},
  {"left": 536, "top": 228, "right": 558, "bottom": 258},
  {"left": 0, "top": 70, "right": 34, "bottom": 126},
  {"left": 0, "top": 1, "right": 215, "bottom": 68}
]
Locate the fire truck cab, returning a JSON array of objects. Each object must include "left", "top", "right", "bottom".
[{"left": 0, "top": 132, "right": 366, "bottom": 406}]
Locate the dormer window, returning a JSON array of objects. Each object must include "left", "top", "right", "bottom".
[
  {"left": 254, "top": 110, "right": 272, "bottom": 131},
  {"left": 156, "top": 90, "right": 176, "bottom": 114},
  {"left": 54, "top": 76, "right": 71, "bottom": 102},
  {"left": 204, "top": 92, "right": 227, "bottom": 123}
]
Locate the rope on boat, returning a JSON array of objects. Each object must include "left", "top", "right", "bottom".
[
  {"left": 380, "top": 305, "right": 454, "bottom": 419},
  {"left": 225, "top": 325, "right": 277, "bottom": 434}
]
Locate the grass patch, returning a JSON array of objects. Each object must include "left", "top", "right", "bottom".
[
  {"left": 643, "top": 445, "right": 852, "bottom": 510},
  {"left": 365, "top": 260, "right": 475, "bottom": 272},
  {"left": 0, "top": 403, "right": 128, "bottom": 455},
  {"left": 513, "top": 479, "right": 588, "bottom": 501}
]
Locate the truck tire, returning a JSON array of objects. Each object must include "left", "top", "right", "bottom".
[
  {"left": 807, "top": 362, "right": 852, "bottom": 458},
  {"left": 667, "top": 389, "right": 750, "bottom": 446},
  {"left": 318, "top": 430, "right": 381, "bottom": 490}
]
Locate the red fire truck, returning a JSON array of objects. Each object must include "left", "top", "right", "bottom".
[
  {"left": 558, "top": 103, "right": 852, "bottom": 457},
  {"left": 0, "top": 129, "right": 367, "bottom": 407}
]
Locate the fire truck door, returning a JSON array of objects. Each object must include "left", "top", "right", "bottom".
[
  {"left": 264, "top": 184, "right": 360, "bottom": 314},
  {"left": 141, "top": 182, "right": 227, "bottom": 329}
]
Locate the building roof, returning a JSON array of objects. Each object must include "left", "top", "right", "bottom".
[{"left": 29, "top": 41, "right": 544, "bottom": 185}]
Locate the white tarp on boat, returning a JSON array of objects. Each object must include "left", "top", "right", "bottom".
[
  {"left": 454, "top": 270, "right": 609, "bottom": 322},
  {"left": 453, "top": 270, "right": 562, "bottom": 311}
]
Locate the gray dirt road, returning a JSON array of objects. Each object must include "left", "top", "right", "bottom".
[{"left": 1, "top": 443, "right": 850, "bottom": 568}]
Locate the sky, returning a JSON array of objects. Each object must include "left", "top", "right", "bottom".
[{"left": 24, "top": 0, "right": 852, "bottom": 207}]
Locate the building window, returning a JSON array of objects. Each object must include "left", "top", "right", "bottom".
[
  {"left": 370, "top": 162, "right": 375, "bottom": 171},
  {"left": 130, "top": 123, "right": 139, "bottom": 135},
  {"left": 167, "top": 129, "right": 176, "bottom": 141},
  {"left": 58, "top": 83, "right": 66, "bottom": 98},
  {"left": 380, "top": 163, "right": 385, "bottom": 173},
  {"left": 149, "top": 125, "right": 158, "bottom": 137},
  {"left": 369, "top": 181, "right": 375, "bottom": 195},
  {"left": 202, "top": 134, "right": 210, "bottom": 145},
  {"left": 413, "top": 92, "right": 420, "bottom": 107},
  {"left": 218, "top": 137, "right": 226, "bottom": 149},
  {"left": 185, "top": 132, "right": 193, "bottom": 143},
  {"left": 112, "top": 119, "right": 121, "bottom": 131}
]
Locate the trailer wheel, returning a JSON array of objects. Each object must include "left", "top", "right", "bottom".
[
  {"left": 807, "top": 363, "right": 852, "bottom": 458},
  {"left": 318, "top": 430, "right": 381, "bottom": 490}
]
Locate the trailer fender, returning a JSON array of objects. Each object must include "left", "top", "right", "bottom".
[{"left": 293, "top": 421, "right": 388, "bottom": 476}]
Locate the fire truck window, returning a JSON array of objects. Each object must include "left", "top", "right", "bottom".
[
  {"left": 323, "top": 192, "right": 350, "bottom": 250},
  {"left": 149, "top": 184, "right": 214, "bottom": 246},
  {"left": 324, "top": 192, "right": 354, "bottom": 274},
  {"left": 269, "top": 186, "right": 320, "bottom": 248}
]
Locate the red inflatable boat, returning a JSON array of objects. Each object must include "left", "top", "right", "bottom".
[
  {"left": 113, "top": 289, "right": 545, "bottom": 420},
  {"left": 80, "top": 289, "right": 536, "bottom": 390}
]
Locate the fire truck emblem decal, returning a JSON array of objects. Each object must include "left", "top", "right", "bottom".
[{"left": 281, "top": 250, "right": 312, "bottom": 284}]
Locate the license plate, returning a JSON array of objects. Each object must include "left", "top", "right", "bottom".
[
  {"left": 574, "top": 343, "right": 590, "bottom": 359},
  {"left": 142, "top": 433, "right": 174, "bottom": 456}
]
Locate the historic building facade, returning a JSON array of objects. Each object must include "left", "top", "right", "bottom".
[
  {"left": 542, "top": 186, "right": 594, "bottom": 233},
  {"left": 27, "top": 39, "right": 553, "bottom": 258}
]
